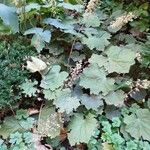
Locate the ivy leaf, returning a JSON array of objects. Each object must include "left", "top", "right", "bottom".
[
  {"left": 68, "top": 113, "right": 97, "bottom": 146},
  {"left": 37, "top": 105, "right": 63, "bottom": 138},
  {"left": 82, "top": 13, "right": 101, "bottom": 27},
  {"left": 21, "top": 80, "right": 38, "bottom": 97},
  {"left": 79, "top": 64, "right": 115, "bottom": 95},
  {"left": 82, "top": 31, "right": 111, "bottom": 51},
  {"left": 0, "top": 4, "right": 19, "bottom": 33},
  {"left": 80, "top": 94, "right": 103, "bottom": 111},
  {"left": 124, "top": 109, "right": 150, "bottom": 141},
  {"left": 104, "top": 46, "right": 136, "bottom": 73},
  {"left": 53, "top": 89, "right": 80, "bottom": 114},
  {"left": 104, "top": 90, "right": 125, "bottom": 107},
  {"left": 40, "top": 65, "right": 68, "bottom": 91}
]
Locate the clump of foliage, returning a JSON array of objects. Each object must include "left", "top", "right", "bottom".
[
  {"left": 0, "top": 0, "right": 150, "bottom": 149},
  {"left": 0, "top": 39, "right": 35, "bottom": 108}
]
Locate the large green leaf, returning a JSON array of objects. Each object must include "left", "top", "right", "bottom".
[
  {"left": 21, "top": 80, "right": 38, "bottom": 97},
  {"left": 53, "top": 89, "right": 80, "bottom": 114},
  {"left": 40, "top": 65, "right": 68, "bottom": 91},
  {"left": 24, "top": 28, "right": 51, "bottom": 52},
  {"left": 37, "top": 105, "right": 63, "bottom": 138},
  {"left": 104, "top": 46, "right": 136, "bottom": 73},
  {"left": 80, "top": 94, "right": 103, "bottom": 111},
  {"left": 0, "top": 117, "right": 21, "bottom": 139},
  {"left": 89, "top": 46, "right": 136, "bottom": 73},
  {"left": 79, "top": 64, "right": 115, "bottom": 95},
  {"left": 82, "top": 13, "right": 101, "bottom": 27},
  {"left": 68, "top": 113, "right": 97, "bottom": 145},
  {"left": 0, "top": 4, "right": 19, "bottom": 33},
  {"left": 58, "top": 2, "right": 83, "bottom": 12},
  {"left": 82, "top": 31, "right": 111, "bottom": 51},
  {"left": 104, "top": 90, "right": 125, "bottom": 107},
  {"left": 124, "top": 109, "right": 150, "bottom": 141}
]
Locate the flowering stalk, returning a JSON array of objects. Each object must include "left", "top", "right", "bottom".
[{"left": 110, "top": 12, "right": 137, "bottom": 29}]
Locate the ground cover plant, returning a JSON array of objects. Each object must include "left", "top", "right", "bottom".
[{"left": 0, "top": 0, "right": 150, "bottom": 149}]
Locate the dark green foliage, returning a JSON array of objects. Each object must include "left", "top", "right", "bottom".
[{"left": 0, "top": 39, "right": 35, "bottom": 108}]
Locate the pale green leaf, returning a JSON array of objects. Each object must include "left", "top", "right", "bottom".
[
  {"left": 82, "top": 31, "right": 111, "bottom": 51},
  {"left": 25, "top": 3, "right": 41, "bottom": 12},
  {"left": 24, "top": 28, "right": 51, "bottom": 43},
  {"left": 40, "top": 65, "right": 68, "bottom": 91},
  {"left": 37, "top": 105, "right": 63, "bottom": 138},
  {"left": 43, "top": 89, "right": 57, "bottom": 100},
  {"left": 79, "top": 64, "right": 115, "bottom": 95},
  {"left": 0, "top": 117, "right": 21, "bottom": 139},
  {"left": 89, "top": 54, "right": 107, "bottom": 67},
  {"left": 21, "top": 80, "right": 38, "bottom": 97},
  {"left": 124, "top": 109, "right": 150, "bottom": 141},
  {"left": 68, "top": 113, "right": 97, "bottom": 145},
  {"left": 89, "top": 46, "right": 136, "bottom": 73},
  {"left": 104, "top": 46, "right": 136, "bottom": 73},
  {"left": 58, "top": 3, "right": 84, "bottom": 12},
  {"left": 80, "top": 94, "right": 103, "bottom": 111},
  {"left": 104, "top": 90, "right": 125, "bottom": 107},
  {"left": 82, "top": 13, "right": 101, "bottom": 27},
  {"left": 0, "top": 4, "right": 19, "bottom": 33},
  {"left": 31, "top": 34, "right": 45, "bottom": 53},
  {"left": 54, "top": 89, "right": 80, "bottom": 114}
]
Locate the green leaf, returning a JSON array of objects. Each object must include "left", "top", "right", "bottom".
[
  {"left": 21, "top": 80, "right": 38, "bottom": 97},
  {"left": 82, "top": 31, "right": 111, "bottom": 51},
  {"left": 0, "top": 4, "right": 19, "bottom": 33},
  {"left": 40, "top": 65, "right": 68, "bottom": 91},
  {"left": 124, "top": 109, "right": 150, "bottom": 141},
  {"left": 19, "top": 117, "right": 35, "bottom": 130},
  {"left": 82, "top": 13, "right": 101, "bottom": 27},
  {"left": 24, "top": 28, "right": 51, "bottom": 52},
  {"left": 58, "top": 2, "right": 84, "bottom": 12},
  {"left": 0, "top": 117, "right": 21, "bottom": 139},
  {"left": 80, "top": 94, "right": 103, "bottom": 111},
  {"left": 126, "top": 140, "right": 138, "bottom": 150},
  {"left": 16, "top": 109, "right": 29, "bottom": 120},
  {"left": 104, "top": 46, "right": 136, "bottom": 73},
  {"left": 79, "top": 64, "right": 115, "bottom": 95},
  {"left": 25, "top": 3, "right": 41, "bottom": 12},
  {"left": 54, "top": 89, "right": 80, "bottom": 114},
  {"left": 37, "top": 105, "right": 63, "bottom": 138},
  {"left": 23, "top": 132, "right": 33, "bottom": 144},
  {"left": 43, "top": 89, "right": 57, "bottom": 100},
  {"left": 68, "top": 113, "right": 97, "bottom": 145},
  {"left": 9, "top": 131, "right": 22, "bottom": 145},
  {"left": 89, "top": 46, "right": 136, "bottom": 73},
  {"left": 24, "top": 28, "right": 51, "bottom": 43},
  {"left": 104, "top": 90, "right": 125, "bottom": 107},
  {"left": 31, "top": 34, "right": 45, "bottom": 53}
]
